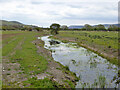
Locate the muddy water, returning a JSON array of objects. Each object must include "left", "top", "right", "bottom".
[{"left": 41, "top": 36, "right": 118, "bottom": 88}]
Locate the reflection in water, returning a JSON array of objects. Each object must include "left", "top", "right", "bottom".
[
  {"left": 41, "top": 36, "right": 118, "bottom": 88},
  {"left": 49, "top": 40, "right": 60, "bottom": 45}
]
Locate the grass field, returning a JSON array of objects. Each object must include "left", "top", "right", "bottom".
[
  {"left": 53, "top": 31, "right": 119, "bottom": 65},
  {"left": 2, "top": 31, "right": 78, "bottom": 88},
  {"left": 2, "top": 31, "right": 26, "bottom": 34},
  {"left": 2, "top": 31, "right": 50, "bottom": 87},
  {"left": 2, "top": 30, "right": 119, "bottom": 88}
]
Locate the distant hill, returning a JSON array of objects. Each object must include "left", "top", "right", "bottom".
[
  {"left": 9, "top": 21, "right": 23, "bottom": 25},
  {"left": 68, "top": 24, "right": 119, "bottom": 29},
  {"left": 103, "top": 24, "right": 119, "bottom": 28},
  {"left": 0, "top": 20, "right": 40, "bottom": 30},
  {"left": 68, "top": 25, "right": 84, "bottom": 29},
  {"left": 1, "top": 20, "right": 23, "bottom": 26}
]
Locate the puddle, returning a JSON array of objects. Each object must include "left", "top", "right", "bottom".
[{"left": 41, "top": 36, "right": 119, "bottom": 88}]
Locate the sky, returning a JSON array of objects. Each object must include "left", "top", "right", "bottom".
[{"left": 0, "top": 0, "right": 119, "bottom": 27}]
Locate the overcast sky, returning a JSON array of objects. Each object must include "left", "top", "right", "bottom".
[{"left": 0, "top": 0, "right": 119, "bottom": 27}]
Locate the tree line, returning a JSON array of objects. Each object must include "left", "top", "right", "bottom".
[
  {"left": 60, "top": 24, "right": 120, "bottom": 31},
  {"left": 1, "top": 23, "right": 120, "bottom": 32}
]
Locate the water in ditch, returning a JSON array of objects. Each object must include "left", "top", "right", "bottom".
[{"left": 41, "top": 36, "right": 119, "bottom": 88}]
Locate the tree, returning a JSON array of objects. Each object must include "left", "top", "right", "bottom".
[
  {"left": 108, "top": 25, "right": 118, "bottom": 31},
  {"left": 23, "top": 25, "right": 32, "bottom": 31},
  {"left": 29, "top": 27, "right": 32, "bottom": 31},
  {"left": 84, "top": 24, "right": 93, "bottom": 31},
  {"left": 60, "top": 25, "right": 68, "bottom": 30},
  {"left": 95, "top": 24, "right": 106, "bottom": 31},
  {"left": 35, "top": 27, "right": 42, "bottom": 31},
  {"left": 50, "top": 23, "right": 60, "bottom": 34}
]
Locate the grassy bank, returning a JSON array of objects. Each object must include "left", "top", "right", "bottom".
[
  {"left": 2, "top": 31, "right": 78, "bottom": 88},
  {"left": 52, "top": 31, "right": 119, "bottom": 65}
]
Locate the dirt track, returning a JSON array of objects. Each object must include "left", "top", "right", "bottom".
[{"left": 2, "top": 33, "right": 23, "bottom": 40}]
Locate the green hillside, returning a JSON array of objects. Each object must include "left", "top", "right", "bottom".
[
  {"left": 1, "top": 20, "right": 23, "bottom": 26},
  {"left": 0, "top": 20, "right": 42, "bottom": 31}
]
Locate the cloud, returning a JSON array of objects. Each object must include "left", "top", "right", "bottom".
[{"left": 0, "top": 0, "right": 118, "bottom": 27}]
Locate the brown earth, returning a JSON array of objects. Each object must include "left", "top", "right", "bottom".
[{"left": 2, "top": 33, "right": 23, "bottom": 40}]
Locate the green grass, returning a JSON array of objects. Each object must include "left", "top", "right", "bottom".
[
  {"left": 23, "top": 77, "right": 55, "bottom": 88},
  {"left": 23, "top": 76, "right": 67, "bottom": 88},
  {"left": 7, "top": 32, "right": 48, "bottom": 74},
  {"left": 2, "top": 35, "right": 24, "bottom": 56},
  {"left": 2, "top": 31, "right": 82, "bottom": 88},
  {"left": 53, "top": 31, "right": 119, "bottom": 65},
  {"left": 2, "top": 36, "right": 16, "bottom": 45},
  {"left": 64, "top": 80, "right": 75, "bottom": 88},
  {"left": 10, "top": 32, "right": 48, "bottom": 74},
  {"left": 2, "top": 31, "right": 27, "bottom": 34},
  {"left": 2, "top": 31, "right": 73, "bottom": 88},
  {"left": 56, "top": 31, "right": 118, "bottom": 49},
  {"left": 2, "top": 31, "right": 50, "bottom": 87}
]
